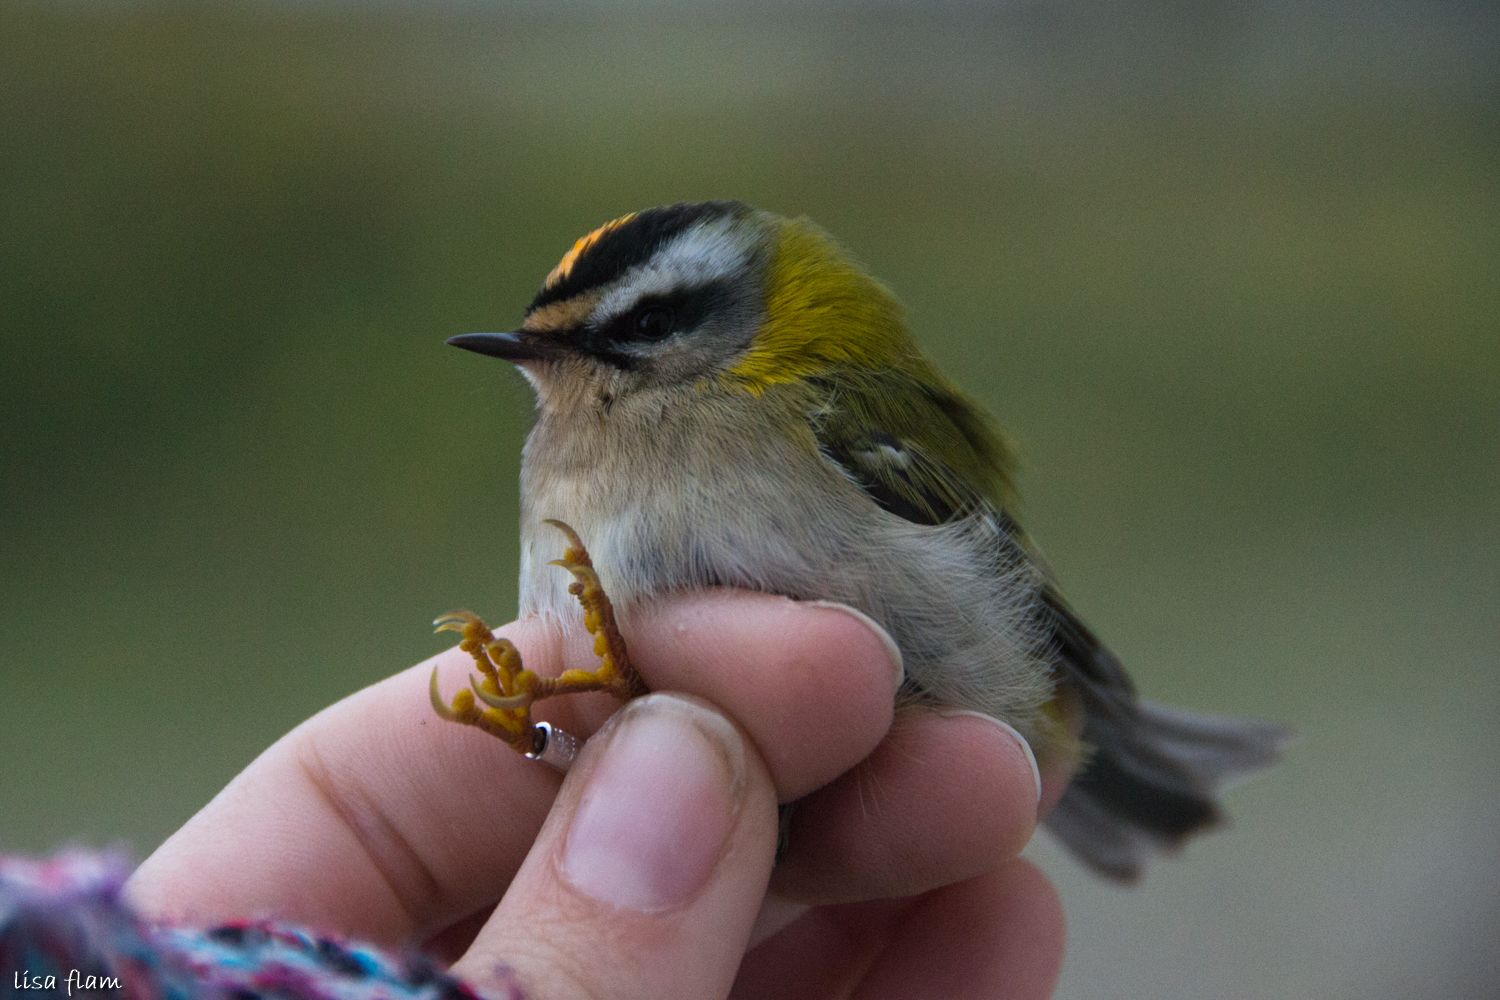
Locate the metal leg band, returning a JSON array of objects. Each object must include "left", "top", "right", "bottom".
[{"left": 525, "top": 721, "right": 581, "bottom": 773}]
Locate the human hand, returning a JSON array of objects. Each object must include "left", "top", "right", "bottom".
[{"left": 126, "top": 591, "right": 1065, "bottom": 999}]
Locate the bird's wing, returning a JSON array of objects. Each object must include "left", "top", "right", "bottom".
[
  {"left": 804, "top": 373, "right": 1283, "bottom": 882},
  {"left": 807, "top": 371, "right": 1017, "bottom": 525}
]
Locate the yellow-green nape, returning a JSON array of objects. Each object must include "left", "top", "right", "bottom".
[{"left": 724, "top": 217, "right": 921, "bottom": 393}]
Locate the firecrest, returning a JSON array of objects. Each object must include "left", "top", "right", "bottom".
[{"left": 432, "top": 201, "right": 1287, "bottom": 881}]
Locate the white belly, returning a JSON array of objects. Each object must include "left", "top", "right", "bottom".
[{"left": 513, "top": 390, "right": 1055, "bottom": 732}]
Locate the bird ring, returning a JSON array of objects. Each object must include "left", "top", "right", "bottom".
[{"left": 525, "top": 721, "right": 581, "bottom": 772}]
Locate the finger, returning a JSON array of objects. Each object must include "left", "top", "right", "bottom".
[
  {"left": 124, "top": 591, "right": 897, "bottom": 946},
  {"left": 732, "top": 860, "right": 1066, "bottom": 1000},
  {"left": 452, "top": 693, "right": 778, "bottom": 1000},
  {"left": 769, "top": 709, "right": 1041, "bottom": 904},
  {"left": 528, "top": 592, "right": 903, "bottom": 800},
  {"left": 851, "top": 861, "right": 1065, "bottom": 1000}
]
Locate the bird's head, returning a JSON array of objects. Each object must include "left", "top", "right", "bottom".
[{"left": 449, "top": 201, "right": 922, "bottom": 410}]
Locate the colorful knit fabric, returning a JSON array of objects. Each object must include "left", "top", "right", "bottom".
[{"left": 0, "top": 851, "right": 484, "bottom": 1000}]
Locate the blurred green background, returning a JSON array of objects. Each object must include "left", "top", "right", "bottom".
[{"left": 2, "top": 2, "right": 1496, "bottom": 997}]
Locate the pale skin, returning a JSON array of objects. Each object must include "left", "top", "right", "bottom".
[{"left": 127, "top": 590, "right": 1069, "bottom": 1000}]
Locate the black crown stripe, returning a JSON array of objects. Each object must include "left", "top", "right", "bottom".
[{"left": 527, "top": 201, "right": 747, "bottom": 314}]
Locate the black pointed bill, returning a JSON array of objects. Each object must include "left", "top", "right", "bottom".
[{"left": 446, "top": 331, "right": 569, "bottom": 363}]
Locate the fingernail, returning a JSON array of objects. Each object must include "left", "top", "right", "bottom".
[
  {"left": 748, "top": 893, "right": 810, "bottom": 950},
  {"left": 561, "top": 693, "right": 745, "bottom": 912},
  {"left": 938, "top": 709, "right": 1042, "bottom": 803},
  {"left": 804, "top": 601, "right": 905, "bottom": 689}
]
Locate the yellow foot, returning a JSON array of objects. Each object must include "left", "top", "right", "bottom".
[
  {"left": 429, "top": 610, "right": 540, "bottom": 754},
  {"left": 429, "top": 521, "right": 647, "bottom": 755},
  {"left": 541, "top": 518, "right": 649, "bottom": 703}
]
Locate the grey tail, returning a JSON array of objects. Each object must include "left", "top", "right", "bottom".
[{"left": 1038, "top": 589, "right": 1292, "bottom": 883}]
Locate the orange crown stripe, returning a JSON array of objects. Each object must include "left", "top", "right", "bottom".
[{"left": 544, "top": 212, "right": 638, "bottom": 288}]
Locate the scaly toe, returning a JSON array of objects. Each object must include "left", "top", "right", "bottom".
[
  {"left": 469, "top": 674, "right": 532, "bottom": 710},
  {"left": 543, "top": 519, "right": 592, "bottom": 566}
]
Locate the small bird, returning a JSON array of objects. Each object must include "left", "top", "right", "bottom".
[{"left": 437, "top": 201, "right": 1288, "bottom": 881}]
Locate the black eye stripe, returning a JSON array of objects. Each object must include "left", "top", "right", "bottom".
[{"left": 597, "top": 279, "right": 736, "bottom": 348}]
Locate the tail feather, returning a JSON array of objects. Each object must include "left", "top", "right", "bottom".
[
  {"left": 1044, "top": 781, "right": 1162, "bottom": 883},
  {"left": 1039, "top": 589, "right": 1292, "bottom": 882},
  {"left": 1130, "top": 699, "right": 1291, "bottom": 790}
]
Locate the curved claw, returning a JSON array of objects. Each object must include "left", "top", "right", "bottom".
[
  {"left": 542, "top": 518, "right": 583, "bottom": 543},
  {"left": 429, "top": 667, "right": 460, "bottom": 721},
  {"left": 469, "top": 674, "right": 531, "bottom": 711},
  {"left": 543, "top": 519, "right": 590, "bottom": 560},
  {"left": 433, "top": 610, "right": 476, "bottom": 633}
]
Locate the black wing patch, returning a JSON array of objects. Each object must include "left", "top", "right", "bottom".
[
  {"left": 1040, "top": 587, "right": 1136, "bottom": 696},
  {"left": 818, "top": 429, "right": 978, "bottom": 526}
]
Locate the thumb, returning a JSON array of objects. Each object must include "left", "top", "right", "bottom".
[{"left": 450, "top": 693, "right": 779, "bottom": 1000}]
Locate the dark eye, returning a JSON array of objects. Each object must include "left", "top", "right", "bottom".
[{"left": 634, "top": 307, "right": 674, "bottom": 341}]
